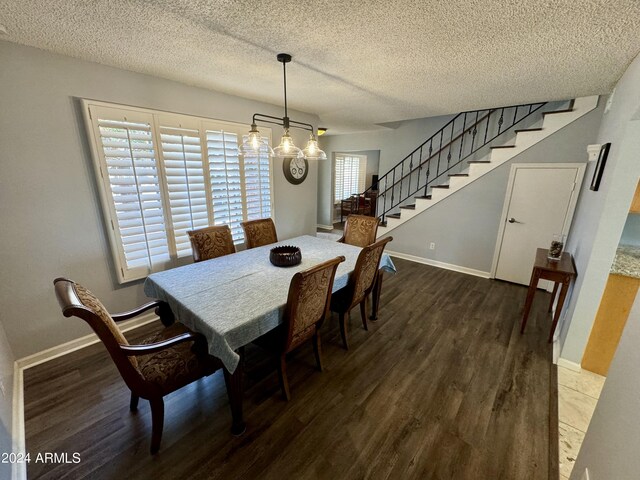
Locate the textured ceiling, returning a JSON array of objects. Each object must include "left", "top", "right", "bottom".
[{"left": 1, "top": 0, "right": 640, "bottom": 133}]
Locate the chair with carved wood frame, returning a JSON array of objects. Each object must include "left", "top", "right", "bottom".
[
  {"left": 330, "top": 236, "right": 393, "bottom": 349},
  {"left": 241, "top": 218, "right": 278, "bottom": 249},
  {"left": 338, "top": 214, "right": 380, "bottom": 248},
  {"left": 187, "top": 225, "right": 235, "bottom": 262},
  {"left": 53, "top": 278, "right": 225, "bottom": 454},
  {"left": 253, "top": 256, "right": 345, "bottom": 400}
]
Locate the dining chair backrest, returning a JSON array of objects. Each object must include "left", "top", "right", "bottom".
[
  {"left": 241, "top": 218, "right": 278, "bottom": 249},
  {"left": 283, "top": 256, "right": 345, "bottom": 351},
  {"left": 350, "top": 236, "right": 393, "bottom": 306},
  {"left": 342, "top": 214, "right": 380, "bottom": 247},
  {"left": 53, "top": 278, "right": 144, "bottom": 384},
  {"left": 187, "top": 225, "right": 235, "bottom": 262}
]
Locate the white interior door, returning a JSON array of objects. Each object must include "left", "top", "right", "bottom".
[{"left": 494, "top": 164, "right": 584, "bottom": 286}]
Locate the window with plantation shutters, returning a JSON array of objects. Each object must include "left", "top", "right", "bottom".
[
  {"left": 91, "top": 108, "right": 171, "bottom": 281},
  {"left": 334, "top": 154, "right": 367, "bottom": 203},
  {"left": 84, "top": 100, "right": 273, "bottom": 283}
]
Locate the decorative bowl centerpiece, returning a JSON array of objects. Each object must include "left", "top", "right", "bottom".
[{"left": 270, "top": 245, "right": 302, "bottom": 267}]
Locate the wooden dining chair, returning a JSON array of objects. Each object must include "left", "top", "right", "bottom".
[
  {"left": 241, "top": 218, "right": 278, "bottom": 249},
  {"left": 53, "top": 278, "right": 223, "bottom": 454},
  {"left": 330, "top": 236, "right": 393, "bottom": 349},
  {"left": 338, "top": 214, "right": 380, "bottom": 247},
  {"left": 253, "top": 256, "right": 345, "bottom": 400},
  {"left": 187, "top": 225, "right": 235, "bottom": 262}
]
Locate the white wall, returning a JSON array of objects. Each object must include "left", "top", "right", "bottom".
[
  {"left": 0, "top": 41, "right": 319, "bottom": 358},
  {"left": 570, "top": 290, "right": 640, "bottom": 480},
  {"left": 559, "top": 52, "right": 640, "bottom": 364},
  {"left": 0, "top": 320, "right": 14, "bottom": 478}
]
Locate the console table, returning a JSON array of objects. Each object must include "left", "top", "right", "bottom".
[{"left": 520, "top": 248, "right": 577, "bottom": 342}]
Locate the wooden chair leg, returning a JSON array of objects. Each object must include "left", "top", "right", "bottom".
[
  {"left": 156, "top": 302, "right": 175, "bottom": 327},
  {"left": 277, "top": 354, "right": 291, "bottom": 401},
  {"left": 360, "top": 300, "right": 368, "bottom": 331},
  {"left": 339, "top": 312, "right": 349, "bottom": 350},
  {"left": 370, "top": 270, "right": 383, "bottom": 321},
  {"left": 149, "top": 397, "right": 164, "bottom": 455},
  {"left": 130, "top": 393, "right": 139, "bottom": 412},
  {"left": 313, "top": 333, "right": 324, "bottom": 372}
]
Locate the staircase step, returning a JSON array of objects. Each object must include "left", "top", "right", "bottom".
[
  {"left": 468, "top": 160, "right": 491, "bottom": 164},
  {"left": 415, "top": 195, "right": 432, "bottom": 200},
  {"left": 432, "top": 185, "right": 450, "bottom": 189},
  {"left": 542, "top": 109, "right": 574, "bottom": 116},
  {"left": 399, "top": 204, "right": 416, "bottom": 210},
  {"left": 448, "top": 173, "right": 469, "bottom": 177},
  {"left": 515, "top": 128, "right": 543, "bottom": 133},
  {"left": 490, "top": 145, "right": 516, "bottom": 149},
  {"left": 387, "top": 213, "right": 401, "bottom": 219}
]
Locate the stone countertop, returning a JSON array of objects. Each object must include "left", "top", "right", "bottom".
[{"left": 611, "top": 245, "right": 640, "bottom": 279}]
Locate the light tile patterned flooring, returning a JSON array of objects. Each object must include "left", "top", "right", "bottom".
[{"left": 558, "top": 366, "right": 606, "bottom": 479}]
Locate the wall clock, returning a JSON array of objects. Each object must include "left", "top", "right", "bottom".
[{"left": 283, "top": 156, "right": 309, "bottom": 185}]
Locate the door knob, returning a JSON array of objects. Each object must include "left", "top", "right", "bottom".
[{"left": 508, "top": 217, "right": 522, "bottom": 224}]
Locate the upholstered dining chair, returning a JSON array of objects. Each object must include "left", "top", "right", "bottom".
[
  {"left": 253, "top": 256, "right": 345, "bottom": 400},
  {"left": 241, "top": 217, "right": 278, "bottom": 249},
  {"left": 53, "top": 278, "right": 223, "bottom": 454},
  {"left": 187, "top": 225, "right": 235, "bottom": 262},
  {"left": 338, "top": 214, "right": 380, "bottom": 248},
  {"left": 330, "top": 236, "right": 393, "bottom": 349}
]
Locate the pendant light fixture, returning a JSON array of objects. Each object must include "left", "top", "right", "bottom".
[{"left": 241, "top": 53, "right": 327, "bottom": 161}]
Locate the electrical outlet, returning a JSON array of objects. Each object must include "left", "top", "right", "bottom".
[{"left": 429, "top": 242, "right": 436, "bottom": 250}]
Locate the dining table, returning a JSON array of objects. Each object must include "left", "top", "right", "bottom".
[{"left": 143, "top": 234, "right": 396, "bottom": 435}]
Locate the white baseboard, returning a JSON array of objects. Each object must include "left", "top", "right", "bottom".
[
  {"left": 15, "top": 313, "right": 157, "bottom": 371},
  {"left": 557, "top": 357, "right": 582, "bottom": 372},
  {"left": 11, "top": 313, "right": 157, "bottom": 480},
  {"left": 12, "top": 362, "right": 25, "bottom": 480},
  {"left": 316, "top": 224, "right": 334, "bottom": 231},
  {"left": 387, "top": 250, "right": 492, "bottom": 279},
  {"left": 553, "top": 339, "right": 560, "bottom": 365}
]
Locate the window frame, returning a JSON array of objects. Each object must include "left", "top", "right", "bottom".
[
  {"left": 333, "top": 153, "right": 368, "bottom": 204},
  {"left": 81, "top": 99, "right": 274, "bottom": 283}
]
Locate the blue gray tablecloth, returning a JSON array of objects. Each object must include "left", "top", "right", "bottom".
[{"left": 144, "top": 235, "right": 396, "bottom": 373}]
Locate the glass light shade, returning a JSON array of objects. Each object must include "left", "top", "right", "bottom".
[
  {"left": 273, "top": 129, "right": 303, "bottom": 159},
  {"left": 241, "top": 124, "right": 274, "bottom": 157},
  {"left": 303, "top": 134, "right": 327, "bottom": 160},
  {"left": 241, "top": 124, "right": 261, "bottom": 153}
]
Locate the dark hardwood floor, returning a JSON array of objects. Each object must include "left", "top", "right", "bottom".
[{"left": 25, "top": 258, "right": 557, "bottom": 479}]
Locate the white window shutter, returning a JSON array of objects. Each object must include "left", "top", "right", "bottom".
[
  {"left": 358, "top": 155, "right": 368, "bottom": 192},
  {"left": 205, "top": 129, "right": 245, "bottom": 242},
  {"left": 157, "top": 122, "right": 210, "bottom": 257},
  {"left": 243, "top": 137, "right": 273, "bottom": 221},
  {"left": 334, "top": 155, "right": 345, "bottom": 203},
  {"left": 334, "top": 154, "right": 367, "bottom": 203},
  {"left": 89, "top": 106, "right": 170, "bottom": 281}
]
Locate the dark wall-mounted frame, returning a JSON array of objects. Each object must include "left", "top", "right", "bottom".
[{"left": 590, "top": 142, "right": 611, "bottom": 191}]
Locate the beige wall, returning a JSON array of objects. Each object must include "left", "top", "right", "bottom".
[{"left": 0, "top": 41, "right": 319, "bottom": 358}]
